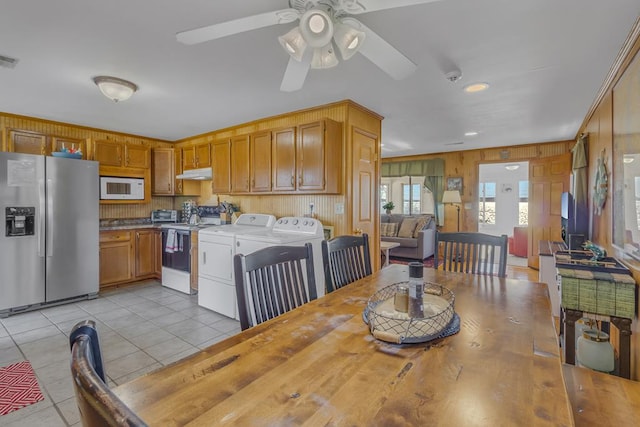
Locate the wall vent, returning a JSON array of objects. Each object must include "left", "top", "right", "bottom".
[{"left": 0, "top": 55, "right": 18, "bottom": 69}]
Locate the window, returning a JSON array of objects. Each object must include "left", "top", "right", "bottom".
[
  {"left": 380, "top": 184, "right": 389, "bottom": 210},
  {"left": 402, "top": 184, "right": 421, "bottom": 214},
  {"left": 478, "top": 182, "right": 496, "bottom": 224},
  {"left": 518, "top": 180, "right": 529, "bottom": 225}
]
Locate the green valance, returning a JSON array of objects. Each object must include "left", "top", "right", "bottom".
[{"left": 381, "top": 158, "right": 444, "bottom": 177}]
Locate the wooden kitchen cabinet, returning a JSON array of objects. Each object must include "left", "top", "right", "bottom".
[
  {"left": 51, "top": 136, "right": 87, "bottom": 159},
  {"left": 100, "top": 228, "right": 161, "bottom": 288},
  {"left": 99, "top": 231, "right": 133, "bottom": 288},
  {"left": 271, "top": 127, "right": 297, "bottom": 192},
  {"left": 250, "top": 131, "right": 272, "bottom": 192},
  {"left": 231, "top": 135, "right": 250, "bottom": 193},
  {"left": 152, "top": 148, "right": 174, "bottom": 195},
  {"left": 7, "top": 129, "right": 48, "bottom": 155},
  {"left": 211, "top": 140, "right": 231, "bottom": 194},
  {"left": 94, "top": 140, "right": 123, "bottom": 166},
  {"left": 297, "top": 119, "right": 341, "bottom": 192},
  {"left": 126, "top": 144, "right": 150, "bottom": 169},
  {"left": 134, "top": 229, "right": 156, "bottom": 278},
  {"left": 152, "top": 148, "right": 200, "bottom": 196},
  {"left": 94, "top": 140, "right": 150, "bottom": 169},
  {"left": 271, "top": 119, "right": 342, "bottom": 194},
  {"left": 182, "top": 142, "right": 211, "bottom": 170}
]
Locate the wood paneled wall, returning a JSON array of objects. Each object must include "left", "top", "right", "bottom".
[
  {"left": 0, "top": 112, "right": 175, "bottom": 219},
  {"left": 383, "top": 140, "right": 574, "bottom": 232}
]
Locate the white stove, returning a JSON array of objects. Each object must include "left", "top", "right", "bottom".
[
  {"left": 197, "top": 214, "right": 276, "bottom": 319},
  {"left": 235, "top": 217, "right": 326, "bottom": 300}
]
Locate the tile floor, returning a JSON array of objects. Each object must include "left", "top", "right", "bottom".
[{"left": 0, "top": 280, "right": 241, "bottom": 426}]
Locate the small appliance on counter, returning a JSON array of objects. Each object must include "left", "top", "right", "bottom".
[
  {"left": 182, "top": 200, "right": 197, "bottom": 223},
  {"left": 151, "top": 209, "right": 179, "bottom": 223}
]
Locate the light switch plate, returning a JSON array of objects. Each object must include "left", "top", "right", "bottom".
[{"left": 335, "top": 202, "right": 344, "bottom": 214}]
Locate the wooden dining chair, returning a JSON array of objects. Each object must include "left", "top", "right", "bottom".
[
  {"left": 234, "top": 243, "right": 317, "bottom": 330},
  {"left": 321, "top": 233, "right": 372, "bottom": 293},
  {"left": 69, "top": 320, "right": 147, "bottom": 427},
  {"left": 435, "top": 231, "right": 508, "bottom": 277}
]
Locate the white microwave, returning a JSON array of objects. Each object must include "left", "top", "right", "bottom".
[{"left": 100, "top": 176, "right": 145, "bottom": 200}]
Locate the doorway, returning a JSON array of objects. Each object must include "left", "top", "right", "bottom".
[{"left": 478, "top": 162, "right": 529, "bottom": 266}]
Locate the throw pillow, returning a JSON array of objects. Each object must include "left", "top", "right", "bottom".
[
  {"left": 381, "top": 222, "right": 398, "bottom": 237},
  {"left": 412, "top": 216, "right": 430, "bottom": 238},
  {"left": 397, "top": 218, "right": 419, "bottom": 238}
]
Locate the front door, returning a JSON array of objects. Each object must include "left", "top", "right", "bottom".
[{"left": 528, "top": 153, "right": 572, "bottom": 269}]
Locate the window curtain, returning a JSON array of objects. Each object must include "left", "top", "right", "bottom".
[{"left": 381, "top": 159, "right": 445, "bottom": 224}]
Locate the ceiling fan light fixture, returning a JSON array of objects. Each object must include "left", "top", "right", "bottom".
[
  {"left": 299, "top": 9, "right": 334, "bottom": 48},
  {"left": 278, "top": 27, "right": 307, "bottom": 61},
  {"left": 93, "top": 76, "right": 138, "bottom": 102},
  {"left": 311, "top": 44, "right": 338, "bottom": 69},
  {"left": 333, "top": 22, "right": 365, "bottom": 60}
]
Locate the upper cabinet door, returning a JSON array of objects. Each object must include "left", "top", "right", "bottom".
[
  {"left": 272, "top": 127, "right": 296, "bottom": 192},
  {"left": 94, "top": 140, "right": 123, "bottom": 166},
  {"left": 250, "top": 131, "right": 272, "bottom": 193},
  {"left": 297, "top": 122, "right": 325, "bottom": 191},
  {"left": 51, "top": 136, "right": 87, "bottom": 159},
  {"left": 8, "top": 129, "right": 48, "bottom": 155},
  {"left": 211, "top": 140, "right": 231, "bottom": 194},
  {"left": 152, "top": 148, "right": 174, "bottom": 195},
  {"left": 231, "top": 135, "right": 250, "bottom": 193},
  {"left": 182, "top": 146, "right": 196, "bottom": 170},
  {"left": 125, "top": 144, "right": 150, "bottom": 169},
  {"left": 296, "top": 119, "right": 341, "bottom": 193},
  {"left": 195, "top": 143, "right": 211, "bottom": 168}
]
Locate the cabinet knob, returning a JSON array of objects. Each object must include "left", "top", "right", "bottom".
[
  {"left": 168, "top": 183, "right": 171, "bottom": 191},
  {"left": 290, "top": 176, "right": 295, "bottom": 186}
]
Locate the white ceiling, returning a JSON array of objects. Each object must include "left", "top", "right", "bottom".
[{"left": 1, "top": 0, "right": 638, "bottom": 158}]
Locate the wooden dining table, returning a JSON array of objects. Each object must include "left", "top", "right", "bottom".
[{"left": 113, "top": 264, "right": 573, "bottom": 426}]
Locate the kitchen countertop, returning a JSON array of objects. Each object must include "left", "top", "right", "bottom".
[{"left": 99, "top": 224, "right": 161, "bottom": 231}]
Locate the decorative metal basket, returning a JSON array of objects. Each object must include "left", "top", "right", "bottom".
[{"left": 365, "top": 282, "right": 455, "bottom": 344}]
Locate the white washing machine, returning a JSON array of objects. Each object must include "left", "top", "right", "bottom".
[
  {"left": 198, "top": 213, "right": 276, "bottom": 319},
  {"left": 235, "top": 217, "right": 326, "bottom": 300}
]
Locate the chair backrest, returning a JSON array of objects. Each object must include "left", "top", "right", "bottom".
[
  {"left": 69, "top": 320, "right": 147, "bottom": 427},
  {"left": 435, "top": 231, "right": 508, "bottom": 277},
  {"left": 234, "top": 243, "right": 317, "bottom": 331},
  {"left": 321, "top": 233, "right": 372, "bottom": 293}
]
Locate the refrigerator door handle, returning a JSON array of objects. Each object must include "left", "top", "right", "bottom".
[
  {"left": 38, "top": 178, "right": 46, "bottom": 257},
  {"left": 46, "top": 178, "right": 53, "bottom": 257}
]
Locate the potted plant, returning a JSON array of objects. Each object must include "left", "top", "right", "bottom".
[{"left": 383, "top": 201, "right": 395, "bottom": 215}]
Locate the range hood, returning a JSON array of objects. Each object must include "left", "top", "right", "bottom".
[{"left": 176, "top": 167, "right": 212, "bottom": 180}]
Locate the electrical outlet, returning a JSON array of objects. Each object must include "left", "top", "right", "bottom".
[{"left": 335, "top": 202, "right": 344, "bottom": 214}]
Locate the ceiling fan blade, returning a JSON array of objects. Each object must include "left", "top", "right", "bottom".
[
  {"left": 177, "top": 8, "right": 299, "bottom": 45},
  {"left": 280, "top": 51, "right": 312, "bottom": 92},
  {"left": 344, "top": 0, "right": 443, "bottom": 14},
  {"left": 342, "top": 18, "right": 417, "bottom": 81}
]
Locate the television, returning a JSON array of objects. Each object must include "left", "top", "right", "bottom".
[{"left": 561, "top": 192, "right": 589, "bottom": 249}]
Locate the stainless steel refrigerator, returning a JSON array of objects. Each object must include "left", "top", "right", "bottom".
[{"left": 0, "top": 152, "right": 99, "bottom": 316}]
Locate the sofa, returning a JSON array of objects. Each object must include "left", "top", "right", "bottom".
[{"left": 380, "top": 214, "right": 436, "bottom": 260}]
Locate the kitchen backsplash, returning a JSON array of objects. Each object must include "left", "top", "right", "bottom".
[{"left": 100, "top": 197, "right": 175, "bottom": 219}]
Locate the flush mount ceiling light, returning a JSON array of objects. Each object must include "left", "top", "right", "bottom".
[
  {"left": 505, "top": 164, "right": 520, "bottom": 171},
  {"left": 463, "top": 82, "right": 489, "bottom": 93},
  {"left": 93, "top": 76, "right": 138, "bottom": 102}
]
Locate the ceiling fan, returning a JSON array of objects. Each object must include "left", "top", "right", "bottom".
[{"left": 176, "top": 0, "right": 442, "bottom": 92}]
